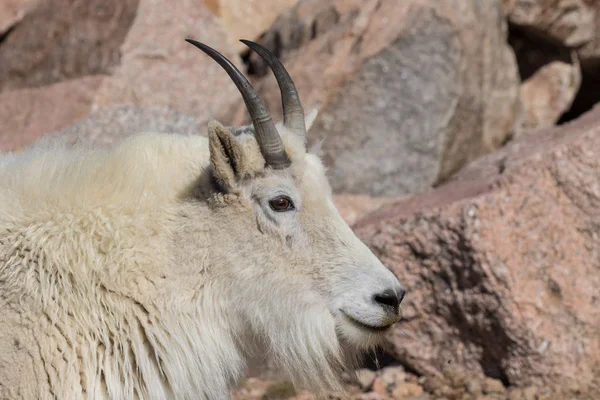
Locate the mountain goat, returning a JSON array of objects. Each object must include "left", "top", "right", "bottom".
[{"left": 0, "top": 39, "right": 405, "bottom": 399}]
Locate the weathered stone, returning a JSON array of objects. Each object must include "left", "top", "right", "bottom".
[
  {"left": 353, "top": 106, "right": 600, "bottom": 396},
  {"left": 233, "top": 377, "right": 273, "bottom": 399},
  {"left": 93, "top": 0, "right": 242, "bottom": 130},
  {"left": 371, "top": 366, "right": 406, "bottom": 395},
  {"left": 293, "top": 392, "right": 317, "bottom": 400},
  {"left": 371, "top": 378, "right": 389, "bottom": 397},
  {"left": 0, "top": 76, "right": 103, "bottom": 152},
  {"left": 466, "top": 379, "right": 483, "bottom": 396},
  {"left": 578, "top": 5, "right": 600, "bottom": 65},
  {"left": 333, "top": 195, "right": 398, "bottom": 226},
  {"left": 508, "top": 386, "right": 539, "bottom": 400},
  {"left": 391, "top": 382, "right": 424, "bottom": 398},
  {"left": 229, "top": 0, "right": 520, "bottom": 196},
  {"left": 482, "top": 378, "right": 506, "bottom": 395},
  {"left": 503, "top": 0, "right": 596, "bottom": 47},
  {"left": 355, "top": 369, "right": 376, "bottom": 392},
  {"left": 207, "top": 0, "right": 298, "bottom": 52},
  {"left": 262, "top": 380, "right": 296, "bottom": 399},
  {"left": 0, "top": 0, "right": 35, "bottom": 35},
  {"left": 517, "top": 57, "right": 581, "bottom": 133},
  {"left": 353, "top": 393, "right": 390, "bottom": 400},
  {"left": 0, "top": 0, "right": 138, "bottom": 92},
  {"left": 48, "top": 105, "right": 199, "bottom": 146}
]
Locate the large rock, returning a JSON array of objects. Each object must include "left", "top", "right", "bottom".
[
  {"left": 92, "top": 0, "right": 243, "bottom": 131},
  {"left": 333, "top": 195, "right": 398, "bottom": 226},
  {"left": 0, "top": 0, "right": 138, "bottom": 92},
  {"left": 503, "top": 0, "right": 596, "bottom": 47},
  {"left": 0, "top": 0, "right": 254, "bottom": 150},
  {"left": 47, "top": 104, "right": 199, "bottom": 146},
  {"left": 0, "top": 76, "right": 103, "bottom": 151},
  {"left": 228, "top": 0, "right": 520, "bottom": 196},
  {"left": 353, "top": 105, "right": 600, "bottom": 395}
]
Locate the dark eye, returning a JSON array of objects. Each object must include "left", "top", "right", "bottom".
[{"left": 269, "top": 196, "right": 295, "bottom": 212}]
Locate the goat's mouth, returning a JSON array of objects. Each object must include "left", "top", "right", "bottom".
[{"left": 341, "top": 311, "right": 394, "bottom": 333}]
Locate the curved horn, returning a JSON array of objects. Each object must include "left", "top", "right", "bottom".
[
  {"left": 241, "top": 40, "right": 307, "bottom": 145},
  {"left": 185, "top": 39, "right": 290, "bottom": 169}
]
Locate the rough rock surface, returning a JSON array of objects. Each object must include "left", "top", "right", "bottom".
[
  {"left": 0, "top": 0, "right": 35, "bottom": 35},
  {"left": 517, "top": 58, "right": 581, "bottom": 132},
  {"left": 0, "top": 0, "right": 138, "bottom": 91},
  {"left": 47, "top": 105, "right": 200, "bottom": 146},
  {"left": 204, "top": 0, "right": 298, "bottom": 52},
  {"left": 333, "top": 195, "right": 398, "bottom": 226},
  {"left": 0, "top": 0, "right": 251, "bottom": 151},
  {"left": 0, "top": 76, "right": 103, "bottom": 151},
  {"left": 351, "top": 105, "right": 600, "bottom": 395},
  {"left": 233, "top": 365, "right": 578, "bottom": 399},
  {"left": 578, "top": 4, "right": 600, "bottom": 65},
  {"left": 502, "top": 0, "right": 596, "bottom": 47},
  {"left": 92, "top": 0, "right": 243, "bottom": 131},
  {"left": 230, "top": 0, "right": 520, "bottom": 196}
]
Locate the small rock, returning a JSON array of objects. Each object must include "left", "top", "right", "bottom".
[
  {"left": 371, "top": 366, "right": 407, "bottom": 395},
  {"left": 466, "top": 379, "right": 483, "bottom": 395},
  {"left": 392, "top": 382, "right": 424, "bottom": 398},
  {"left": 420, "top": 376, "right": 445, "bottom": 393},
  {"left": 433, "top": 384, "right": 456, "bottom": 398},
  {"left": 508, "top": 388, "right": 522, "bottom": 400},
  {"left": 446, "top": 369, "right": 469, "bottom": 389},
  {"left": 294, "top": 392, "right": 317, "bottom": 400},
  {"left": 482, "top": 378, "right": 506, "bottom": 395},
  {"left": 371, "top": 378, "right": 388, "bottom": 397},
  {"left": 508, "top": 385, "right": 539, "bottom": 400},
  {"left": 353, "top": 392, "right": 390, "bottom": 400},
  {"left": 379, "top": 366, "right": 407, "bottom": 386},
  {"left": 262, "top": 380, "right": 296, "bottom": 399},
  {"left": 517, "top": 59, "right": 581, "bottom": 133},
  {"left": 355, "top": 369, "right": 377, "bottom": 391},
  {"left": 522, "top": 386, "right": 538, "bottom": 400},
  {"left": 237, "top": 377, "right": 272, "bottom": 398}
]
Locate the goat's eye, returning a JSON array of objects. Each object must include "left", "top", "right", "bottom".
[{"left": 269, "top": 196, "right": 295, "bottom": 212}]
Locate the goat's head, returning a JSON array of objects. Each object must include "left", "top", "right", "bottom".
[{"left": 186, "top": 39, "right": 405, "bottom": 386}]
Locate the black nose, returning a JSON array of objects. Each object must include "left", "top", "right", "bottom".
[{"left": 373, "top": 288, "right": 405, "bottom": 313}]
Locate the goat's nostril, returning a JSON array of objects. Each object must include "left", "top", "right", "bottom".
[{"left": 373, "top": 288, "right": 400, "bottom": 312}]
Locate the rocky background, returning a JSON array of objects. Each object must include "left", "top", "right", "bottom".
[{"left": 1, "top": 0, "right": 599, "bottom": 399}]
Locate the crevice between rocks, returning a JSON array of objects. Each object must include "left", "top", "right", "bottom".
[
  {"left": 0, "top": 23, "right": 17, "bottom": 47},
  {"left": 558, "top": 65, "right": 600, "bottom": 124},
  {"left": 240, "top": 4, "right": 341, "bottom": 78},
  {"left": 507, "top": 23, "right": 600, "bottom": 125}
]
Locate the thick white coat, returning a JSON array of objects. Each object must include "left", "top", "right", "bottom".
[{"left": 0, "top": 114, "right": 403, "bottom": 399}]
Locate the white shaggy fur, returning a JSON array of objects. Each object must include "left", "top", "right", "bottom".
[{"left": 0, "top": 113, "right": 404, "bottom": 399}]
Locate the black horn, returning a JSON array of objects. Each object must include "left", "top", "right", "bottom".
[
  {"left": 241, "top": 40, "right": 307, "bottom": 146},
  {"left": 185, "top": 39, "right": 291, "bottom": 169}
]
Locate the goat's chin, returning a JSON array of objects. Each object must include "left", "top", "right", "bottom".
[{"left": 335, "top": 315, "right": 389, "bottom": 351}]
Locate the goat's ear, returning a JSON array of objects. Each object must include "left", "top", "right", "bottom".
[{"left": 208, "top": 120, "right": 247, "bottom": 191}]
